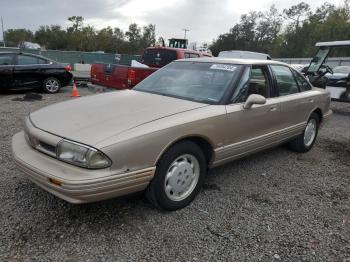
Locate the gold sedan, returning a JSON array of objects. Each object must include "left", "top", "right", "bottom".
[{"left": 12, "top": 58, "right": 332, "bottom": 210}]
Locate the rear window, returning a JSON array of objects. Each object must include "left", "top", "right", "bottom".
[{"left": 142, "top": 49, "right": 177, "bottom": 67}]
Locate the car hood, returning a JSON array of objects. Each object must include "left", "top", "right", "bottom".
[{"left": 30, "top": 90, "right": 208, "bottom": 146}]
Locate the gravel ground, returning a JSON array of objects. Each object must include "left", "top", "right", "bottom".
[{"left": 0, "top": 87, "right": 349, "bottom": 261}]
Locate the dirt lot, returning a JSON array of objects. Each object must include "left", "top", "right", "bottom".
[{"left": 0, "top": 87, "right": 349, "bottom": 261}]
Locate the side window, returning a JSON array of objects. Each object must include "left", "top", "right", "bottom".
[
  {"left": 38, "top": 58, "right": 48, "bottom": 64},
  {"left": 294, "top": 71, "right": 312, "bottom": 92},
  {"left": 184, "top": 53, "right": 191, "bottom": 59},
  {"left": 0, "top": 54, "right": 14, "bottom": 65},
  {"left": 271, "top": 65, "right": 299, "bottom": 96},
  {"left": 232, "top": 66, "right": 270, "bottom": 103},
  {"left": 17, "top": 55, "right": 39, "bottom": 65}
]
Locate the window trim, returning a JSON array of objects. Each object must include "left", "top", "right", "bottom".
[
  {"left": 227, "top": 64, "right": 274, "bottom": 104},
  {"left": 291, "top": 68, "right": 313, "bottom": 92},
  {"left": 269, "top": 64, "right": 301, "bottom": 97}
]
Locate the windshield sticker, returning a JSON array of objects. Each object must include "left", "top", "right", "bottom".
[{"left": 210, "top": 64, "right": 237, "bottom": 72}]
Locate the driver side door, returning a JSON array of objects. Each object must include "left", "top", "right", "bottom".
[{"left": 215, "top": 65, "right": 282, "bottom": 164}]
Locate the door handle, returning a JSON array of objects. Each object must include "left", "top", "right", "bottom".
[{"left": 307, "top": 98, "right": 314, "bottom": 103}]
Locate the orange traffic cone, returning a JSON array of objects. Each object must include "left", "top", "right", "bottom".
[{"left": 70, "top": 82, "right": 81, "bottom": 97}]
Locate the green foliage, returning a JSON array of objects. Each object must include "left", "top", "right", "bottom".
[
  {"left": 210, "top": 1, "right": 350, "bottom": 58},
  {"left": 4, "top": 29, "right": 34, "bottom": 46},
  {"left": 4, "top": 17, "right": 156, "bottom": 54}
]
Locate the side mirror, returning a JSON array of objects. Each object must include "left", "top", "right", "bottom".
[{"left": 243, "top": 94, "right": 267, "bottom": 109}]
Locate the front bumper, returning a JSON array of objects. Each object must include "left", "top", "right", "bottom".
[{"left": 12, "top": 132, "right": 155, "bottom": 204}]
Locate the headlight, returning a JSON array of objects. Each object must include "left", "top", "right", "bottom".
[{"left": 57, "top": 140, "right": 111, "bottom": 169}]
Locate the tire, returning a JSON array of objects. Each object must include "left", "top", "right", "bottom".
[
  {"left": 146, "top": 141, "right": 207, "bottom": 211},
  {"left": 289, "top": 113, "right": 320, "bottom": 153},
  {"left": 43, "top": 77, "right": 61, "bottom": 93}
]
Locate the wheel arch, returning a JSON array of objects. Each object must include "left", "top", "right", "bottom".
[
  {"left": 311, "top": 107, "right": 323, "bottom": 124},
  {"left": 155, "top": 135, "right": 215, "bottom": 167}
]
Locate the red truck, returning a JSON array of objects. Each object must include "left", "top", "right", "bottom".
[{"left": 90, "top": 47, "right": 212, "bottom": 89}]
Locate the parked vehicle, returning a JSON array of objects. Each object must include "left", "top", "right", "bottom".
[
  {"left": 305, "top": 40, "right": 350, "bottom": 102},
  {"left": 0, "top": 52, "right": 73, "bottom": 93},
  {"left": 12, "top": 58, "right": 332, "bottom": 210},
  {"left": 19, "top": 41, "right": 41, "bottom": 50},
  {"left": 90, "top": 47, "right": 211, "bottom": 89},
  {"left": 325, "top": 66, "right": 350, "bottom": 87},
  {"left": 218, "top": 50, "right": 272, "bottom": 60}
]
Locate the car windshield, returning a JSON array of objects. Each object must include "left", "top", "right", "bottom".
[{"left": 134, "top": 61, "right": 242, "bottom": 104}]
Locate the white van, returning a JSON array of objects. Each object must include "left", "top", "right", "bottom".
[{"left": 218, "top": 50, "right": 272, "bottom": 60}]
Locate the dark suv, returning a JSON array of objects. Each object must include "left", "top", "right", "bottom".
[{"left": 0, "top": 52, "right": 73, "bottom": 93}]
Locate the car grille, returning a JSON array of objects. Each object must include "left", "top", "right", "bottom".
[
  {"left": 24, "top": 122, "right": 57, "bottom": 158},
  {"left": 37, "top": 141, "right": 57, "bottom": 157}
]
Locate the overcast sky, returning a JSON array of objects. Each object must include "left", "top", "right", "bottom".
[{"left": 0, "top": 0, "right": 345, "bottom": 43}]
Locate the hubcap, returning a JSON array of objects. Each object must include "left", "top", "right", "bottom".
[
  {"left": 164, "top": 154, "right": 200, "bottom": 202},
  {"left": 45, "top": 79, "right": 59, "bottom": 92},
  {"left": 304, "top": 119, "right": 317, "bottom": 147}
]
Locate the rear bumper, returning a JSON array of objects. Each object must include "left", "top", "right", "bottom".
[{"left": 12, "top": 132, "right": 155, "bottom": 204}]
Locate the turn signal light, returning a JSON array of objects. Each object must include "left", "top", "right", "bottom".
[{"left": 49, "top": 178, "right": 63, "bottom": 186}]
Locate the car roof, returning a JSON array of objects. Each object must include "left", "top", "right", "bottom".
[{"left": 176, "top": 57, "right": 290, "bottom": 66}]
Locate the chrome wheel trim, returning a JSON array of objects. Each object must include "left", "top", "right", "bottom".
[
  {"left": 45, "top": 79, "right": 59, "bottom": 92},
  {"left": 164, "top": 154, "right": 200, "bottom": 202},
  {"left": 304, "top": 119, "right": 317, "bottom": 147}
]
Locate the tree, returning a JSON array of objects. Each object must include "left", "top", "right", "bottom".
[
  {"left": 35, "top": 25, "right": 68, "bottom": 50},
  {"left": 141, "top": 24, "right": 156, "bottom": 48},
  {"left": 67, "top": 16, "right": 84, "bottom": 32},
  {"left": 283, "top": 2, "right": 311, "bottom": 29},
  {"left": 125, "top": 23, "right": 142, "bottom": 54},
  {"left": 210, "top": 0, "right": 350, "bottom": 58},
  {"left": 4, "top": 29, "right": 34, "bottom": 46}
]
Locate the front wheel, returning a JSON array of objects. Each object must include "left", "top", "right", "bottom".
[
  {"left": 43, "top": 77, "right": 61, "bottom": 93},
  {"left": 289, "top": 113, "right": 320, "bottom": 153},
  {"left": 146, "top": 141, "right": 207, "bottom": 211}
]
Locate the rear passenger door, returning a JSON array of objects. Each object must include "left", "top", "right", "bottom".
[
  {"left": 270, "top": 65, "right": 316, "bottom": 140},
  {"left": 13, "top": 54, "right": 46, "bottom": 88},
  {"left": 0, "top": 53, "right": 15, "bottom": 89}
]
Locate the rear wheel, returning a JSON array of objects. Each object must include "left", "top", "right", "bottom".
[
  {"left": 289, "top": 113, "right": 320, "bottom": 153},
  {"left": 43, "top": 77, "right": 61, "bottom": 93},
  {"left": 146, "top": 141, "right": 207, "bottom": 211}
]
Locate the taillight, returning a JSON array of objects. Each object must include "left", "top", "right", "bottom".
[
  {"left": 65, "top": 65, "right": 72, "bottom": 72},
  {"left": 127, "top": 69, "right": 136, "bottom": 87}
]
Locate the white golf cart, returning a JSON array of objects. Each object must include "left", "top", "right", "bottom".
[{"left": 305, "top": 40, "right": 350, "bottom": 102}]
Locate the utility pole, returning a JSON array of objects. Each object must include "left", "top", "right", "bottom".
[
  {"left": 182, "top": 28, "right": 190, "bottom": 40},
  {"left": 1, "top": 17, "right": 5, "bottom": 47}
]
